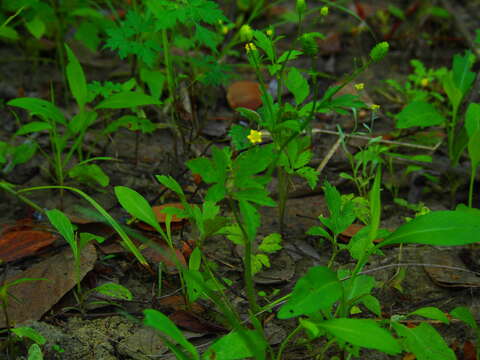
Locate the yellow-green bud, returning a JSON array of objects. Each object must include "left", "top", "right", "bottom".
[
  {"left": 239, "top": 24, "right": 253, "bottom": 42},
  {"left": 320, "top": 6, "right": 329, "bottom": 16}
]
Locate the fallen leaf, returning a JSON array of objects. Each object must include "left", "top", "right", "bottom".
[
  {"left": 136, "top": 203, "right": 187, "bottom": 232},
  {"left": 0, "top": 229, "right": 57, "bottom": 263},
  {"left": 227, "top": 81, "right": 262, "bottom": 110},
  {"left": 159, "top": 295, "right": 204, "bottom": 313},
  {"left": 0, "top": 244, "right": 97, "bottom": 327},
  {"left": 169, "top": 310, "right": 227, "bottom": 334},
  {"left": 463, "top": 340, "right": 476, "bottom": 360}
]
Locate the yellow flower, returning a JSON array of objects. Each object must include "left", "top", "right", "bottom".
[
  {"left": 354, "top": 83, "right": 364, "bottom": 90},
  {"left": 245, "top": 42, "right": 257, "bottom": 53},
  {"left": 266, "top": 28, "right": 274, "bottom": 37},
  {"left": 320, "top": 6, "right": 329, "bottom": 16},
  {"left": 221, "top": 25, "right": 229, "bottom": 35},
  {"left": 420, "top": 78, "right": 429, "bottom": 87},
  {"left": 370, "top": 104, "right": 380, "bottom": 111},
  {"left": 247, "top": 129, "right": 262, "bottom": 144}
]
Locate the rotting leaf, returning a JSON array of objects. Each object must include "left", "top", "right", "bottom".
[
  {"left": 0, "top": 244, "right": 96, "bottom": 327},
  {"left": 0, "top": 229, "right": 57, "bottom": 263}
]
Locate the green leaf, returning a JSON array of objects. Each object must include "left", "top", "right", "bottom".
[
  {"left": 68, "top": 164, "right": 109, "bottom": 187},
  {"left": 296, "top": 166, "right": 318, "bottom": 189},
  {"left": 450, "top": 306, "right": 477, "bottom": 329},
  {"left": 235, "top": 107, "right": 262, "bottom": 124},
  {"left": 156, "top": 175, "right": 185, "bottom": 197},
  {"left": 0, "top": 26, "right": 19, "bottom": 40},
  {"left": 14, "top": 121, "right": 51, "bottom": 136},
  {"left": 286, "top": 68, "right": 309, "bottom": 105},
  {"left": 10, "top": 141, "right": 37, "bottom": 168},
  {"left": 8, "top": 98, "right": 66, "bottom": 125},
  {"left": 46, "top": 209, "right": 76, "bottom": 251},
  {"left": 306, "top": 226, "right": 330, "bottom": 238},
  {"left": 443, "top": 72, "right": 463, "bottom": 110},
  {"left": 278, "top": 266, "right": 343, "bottom": 319},
  {"left": 27, "top": 344, "right": 43, "bottom": 360},
  {"left": 140, "top": 68, "right": 165, "bottom": 99},
  {"left": 360, "top": 295, "right": 381, "bottom": 316},
  {"left": 258, "top": 233, "right": 282, "bottom": 253},
  {"left": 234, "top": 144, "right": 273, "bottom": 177},
  {"left": 380, "top": 208, "right": 480, "bottom": 247},
  {"left": 204, "top": 330, "right": 267, "bottom": 360},
  {"left": 229, "top": 124, "right": 251, "bottom": 151},
  {"left": 96, "top": 92, "right": 161, "bottom": 109},
  {"left": 318, "top": 318, "right": 401, "bottom": 355},
  {"left": 465, "top": 102, "right": 480, "bottom": 137},
  {"left": 452, "top": 51, "right": 475, "bottom": 96},
  {"left": 409, "top": 307, "right": 449, "bottom": 324},
  {"left": 343, "top": 275, "right": 376, "bottom": 304},
  {"left": 115, "top": 186, "right": 161, "bottom": 233},
  {"left": 94, "top": 282, "right": 132, "bottom": 300},
  {"left": 144, "top": 309, "right": 199, "bottom": 360},
  {"left": 65, "top": 44, "right": 88, "bottom": 109},
  {"left": 25, "top": 16, "right": 45, "bottom": 39},
  {"left": 239, "top": 200, "right": 260, "bottom": 243},
  {"left": 395, "top": 101, "right": 446, "bottom": 129},
  {"left": 369, "top": 41, "right": 389, "bottom": 62},
  {"left": 253, "top": 30, "right": 274, "bottom": 62},
  {"left": 392, "top": 322, "right": 455, "bottom": 360},
  {"left": 11, "top": 326, "right": 46, "bottom": 345},
  {"left": 233, "top": 188, "right": 276, "bottom": 207},
  {"left": 467, "top": 128, "right": 480, "bottom": 168}
]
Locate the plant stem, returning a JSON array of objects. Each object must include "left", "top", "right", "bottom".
[
  {"left": 228, "top": 197, "right": 260, "bottom": 315},
  {"left": 276, "top": 324, "right": 303, "bottom": 360},
  {"left": 469, "top": 165, "right": 476, "bottom": 207},
  {"left": 277, "top": 167, "right": 289, "bottom": 233}
]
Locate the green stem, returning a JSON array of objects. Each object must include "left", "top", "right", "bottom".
[
  {"left": 276, "top": 324, "right": 303, "bottom": 360},
  {"left": 277, "top": 167, "right": 289, "bottom": 233},
  {"left": 228, "top": 197, "right": 260, "bottom": 315},
  {"left": 469, "top": 165, "right": 477, "bottom": 207},
  {"left": 0, "top": 183, "right": 45, "bottom": 215}
]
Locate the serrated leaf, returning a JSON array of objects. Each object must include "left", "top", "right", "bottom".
[
  {"left": 286, "top": 68, "right": 309, "bottom": 105},
  {"left": 258, "top": 233, "right": 282, "bottom": 253},
  {"left": 395, "top": 101, "right": 446, "bottom": 129},
  {"left": 392, "top": 322, "right": 455, "bottom": 360}
]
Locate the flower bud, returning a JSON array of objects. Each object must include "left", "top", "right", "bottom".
[
  {"left": 370, "top": 41, "right": 389, "bottom": 62},
  {"left": 239, "top": 24, "right": 253, "bottom": 42},
  {"left": 320, "top": 6, "right": 329, "bottom": 16}
]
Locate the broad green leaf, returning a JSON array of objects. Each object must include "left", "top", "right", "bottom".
[
  {"left": 0, "top": 26, "right": 19, "bottom": 40},
  {"left": 392, "top": 322, "right": 455, "bottom": 360},
  {"left": 189, "top": 247, "right": 201, "bottom": 271},
  {"left": 204, "top": 329, "right": 267, "bottom": 360},
  {"left": 380, "top": 208, "right": 480, "bottom": 247},
  {"left": 467, "top": 128, "right": 480, "bottom": 168},
  {"left": 306, "top": 226, "right": 330, "bottom": 238},
  {"left": 27, "top": 344, "right": 43, "bottom": 360},
  {"left": 11, "top": 326, "right": 46, "bottom": 345},
  {"left": 360, "top": 295, "right": 381, "bottom": 316},
  {"left": 278, "top": 266, "right": 342, "bottom": 319},
  {"left": 452, "top": 51, "right": 475, "bottom": 96},
  {"left": 8, "top": 98, "right": 66, "bottom": 125},
  {"left": 65, "top": 44, "right": 88, "bottom": 109},
  {"left": 318, "top": 318, "right": 401, "bottom": 355},
  {"left": 443, "top": 72, "right": 463, "bottom": 110},
  {"left": 96, "top": 92, "right": 161, "bottom": 109},
  {"left": 140, "top": 68, "right": 165, "bottom": 99},
  {"left": 450, "top": 306, "right": 477, "bottom": 329},
  {"left": 409, "top": 307, "right": 449, "bottom": 324},
  {"left": 68, "top": 164, "right": 109, "bottom": 187},
  {"left": 46, "top": 209, "right": 75, "bottom": 250},
  {"left": 144, "top": 309, "right": 199, "bottom": 360},
  {"left": 25, "top": 16, "right": 45, "bottom": 39},
  {"left": 79, "top": 232, "right": 104, "bottom": 252},
  {"left": 94, "top": 282, "right": 132, "bottom": 300},
  {"left": 395, "top": 101, "right": 445, "bottom": 129},
  {"left": 14, "top": 121, "right": 51, "bottom": 136},
  {"left": 286, "top": 68, "right": 309, "bottom": 105},
  {"left": 10, "top": 141, "right": 37, "bottom": 168},
  {"left": 114, "top": 186, "right": 161, "bottom": 233},
  {"left": 465, "top": 102, "right": 480, "bottom": 137},
  {"left": 234, "top": 144, "right": 273, "bottom": 177},
  {"left": 343, "top": 274, "right": 376, "bottom": 304}
]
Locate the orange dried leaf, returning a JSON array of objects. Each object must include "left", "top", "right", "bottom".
[
  {"left": 227, "top": 81, "right": 262, "bottom": 110},
  {"left": 0, "top": 230, "right": 56, "bottom": 263}
]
